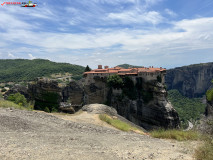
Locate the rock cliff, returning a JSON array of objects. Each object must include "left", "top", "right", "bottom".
[
  {"left": 10, "top": 77, "right": 179, "bottom": 130},
  {"left": 84, "top": 77, "right": 180, "bottom": 130},
  {"left": 166, "top": 62, "right": 213, "bottom": 98},
  {"left": 28, "top": 78, "right": 62, "bottom": 111}
]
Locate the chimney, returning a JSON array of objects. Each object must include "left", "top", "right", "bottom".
[
  {"left": 98, "top": 65, "right": 102, "bottom": 69},
  {"left": 104, "top": 66, "right": 109, "bottom": 69},
  {"left": 160, "top": 67, "right": 162, "bottom": 70}
]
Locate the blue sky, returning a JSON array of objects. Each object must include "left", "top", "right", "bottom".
[{"left": 0, "top": 0, "right": 213, "bottom": 69}]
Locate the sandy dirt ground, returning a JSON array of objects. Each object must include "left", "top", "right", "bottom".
[{"left": 0, "top": 107, "right": 197, "bottom": 160}]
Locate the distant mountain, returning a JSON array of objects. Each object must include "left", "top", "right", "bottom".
[
  {"left": 117, "top": 64, "right": 142, "bottom": 69},
  {"left": 0, "top": 59, "right": 85, "bottom": 82},
  {"left": 166, "top": 62, "right": 213, "bottom": 98}
]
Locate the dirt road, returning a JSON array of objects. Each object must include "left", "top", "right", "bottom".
[{"left": 0, "top": 107, "right": 196, "bottom": 160}]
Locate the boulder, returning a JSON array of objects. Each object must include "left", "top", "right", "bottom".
[{"left": 82, "top": 104, "right": 117, "bottom": 116}]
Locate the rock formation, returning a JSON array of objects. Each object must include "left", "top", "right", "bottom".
[
  {"left": 8, "top": 76, "right": 180, "bottom": 130},
  {"left": 28, "top": 78, "right": 62, "bottom": 111},
  {"left": 83, "top": 77, "right": 180, "bottom": 130},
  {"left": 62, "top": 81, "right": 83, "bottom": 105},
  {"left": 166, "top": 62, "right": 213, "bottom": 98},
  {"left": 4, "top": 84, "right": 30, "bottom": 100}
]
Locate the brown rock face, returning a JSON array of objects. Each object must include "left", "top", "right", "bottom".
[
  {"left": 62, "top": 81, "right": 83, "bottom": 105},
  {"left": 84, "top": 79, "right": 108, "bottom": 104},
  {"left": 28, "top": 78, "right": 62, "bottom": 111}
]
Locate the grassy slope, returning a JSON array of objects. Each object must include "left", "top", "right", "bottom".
[{"left": 0, "top": 59, "right": 85, "bottom": 82}]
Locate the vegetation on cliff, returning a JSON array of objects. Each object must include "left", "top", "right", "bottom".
[
  {"left": 168, "top": 89, "right": 205, "bottom": 126},
  {"left": 107, "top": 75, "right": 123, "bottom": 89},
  {"left": 206, "top": 79, "right": 213, "bottom": 101},
  {"left": 34, "top": 91, "right": 60, "bottom": 112},
  {"left": 0, "top": 59, "right": 85, "bottom": 82},
  {"left": 107, "top": 75, "right": 153, "bottom": 102}
]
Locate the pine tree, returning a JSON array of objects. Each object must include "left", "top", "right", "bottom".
[{"left": 84, "top": 65, "right": 91, "bottom": 72}]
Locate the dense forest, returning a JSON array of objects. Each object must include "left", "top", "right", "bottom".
[
  {"left": 0, "top": 59, "right": 85, "bottom": 82},
  {"left": 167, "top": 89, "right": 206, "bottom": 127}
]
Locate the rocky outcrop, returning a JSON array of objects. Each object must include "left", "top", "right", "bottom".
[
  {"left": 14, "top": 77, "right": 179, "bottom": 130},
  {"left": 62, "top": 81, "right": 83, "bottom": 105},
  {"left": 28, "top": 78, "right": 62, "bottom": 111},
  {"left": 166, "top": 62, "right": 213, "bottom": 98},
  {"left": 84, "top": 77, "right": 180, "bottom": 130},
  {"left": 84, "top": 78, "right": 108, "bottom": 104},
  {"left": 4, "top": 84, "right": 30, "bottom": 100},
  {"left": 109, "top": 80, "right": 180, "bottom": 130}
]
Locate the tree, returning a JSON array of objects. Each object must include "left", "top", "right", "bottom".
[
  {"left": 107, "top": 75, "right": 123, "bottom": 89},
  {"left": 84, "top": 65, "right": 91, "bottom": 72}
]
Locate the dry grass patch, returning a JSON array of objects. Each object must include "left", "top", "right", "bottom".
[
  {"left": 194, "top": 136, "right": 213, "bottom": 160},
  {"left": 150, "top": 129, "right": 199, "bottom": 141},
  {"left": 99, "top": 114, "right": 145, "bottom": 134},
  {"left": 0, "top": 99, "right": 32, "bottom": 110}
]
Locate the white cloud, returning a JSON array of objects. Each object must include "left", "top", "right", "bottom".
[
  {"left": 8, "top": 52, "right": 15, "bottom": 58},
  {"left": 108, "top": 10, "right": 164, "bottom": 25},
  {"left": 28, "top": 54, "right": 36, "bottom": 59},
  {"left": 165, "top": 9, "right": 177, "bottom": 17}
]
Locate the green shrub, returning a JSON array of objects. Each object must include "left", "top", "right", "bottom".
[
  {"left": 150, "top": 129, "right": 199, "bottom": 141},
  {"left": 107, "top": 75, "right": 123, "bottom": 89},
  {"left": 7, "top": 93, "right": 27, "bottom": 106},
  {"left": 206, "top": 88, "right": 213, "bottom": 101},
  {"left": 44, "top": 107, "right": 50, "bottom": 113}
]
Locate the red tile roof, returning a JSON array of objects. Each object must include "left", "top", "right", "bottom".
[{"left": 84, "top": 66, "right": 166, "bottom": 75}]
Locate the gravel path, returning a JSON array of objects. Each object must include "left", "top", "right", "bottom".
[{"left": 0, "top": 108, "right": 196, "bottom": 160}]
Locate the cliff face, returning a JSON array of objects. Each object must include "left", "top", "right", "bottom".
[
  {"left": 109, "top": 81, "right": 179, "bottom": 130},
  {"left": 28, "top": 79, "right": 62, "bottom": 111},
  {"left": 166, "top": 62, "right": 213, "bottom": 98},
  {"left": 206, "top": 100, "right": 213, "bottom": 117},
  {"left": 84, "top": 78, "right": 180, "bottom": 130},
  {"left": 22, "top": 77, "right": 180, "bottom": 130},
  {"left": 62, "top": 81, "right": 83, "bottom": 105}
]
